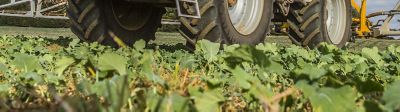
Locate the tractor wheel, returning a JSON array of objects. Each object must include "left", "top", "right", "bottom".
[
  {"left": 179, "top": 0, "right": 274, "bottom": 49},
  {"left": 67, "top": 0, "right": 165, "bottom": 47},
  {"left": 287, "top": 0, "right": 352, "bottom": 48}
]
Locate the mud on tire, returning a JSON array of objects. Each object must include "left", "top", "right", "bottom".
[{"left": 67, "top": 0, "right": 165, "bottom": 47}]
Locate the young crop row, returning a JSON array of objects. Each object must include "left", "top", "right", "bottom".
[{"left": 0, "top": 35, "right": 399, "bottom": 112}]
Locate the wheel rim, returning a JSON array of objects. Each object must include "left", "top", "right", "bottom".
[
  {"left": 111, "top": 0, "right": 152, "bottom": 31},
  {"left": 326, "top": 0, "right": 347, "bottom": 44},
  {"left": 227, "top": 0, "right": 264, "bottom": 35}
]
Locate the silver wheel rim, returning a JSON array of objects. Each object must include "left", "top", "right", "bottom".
[
  {"left": 227, "top": 0, "right": 264, "bottom": 35},
  {"left": 326, "top": 0, "right": 347, "bottom": 44}
]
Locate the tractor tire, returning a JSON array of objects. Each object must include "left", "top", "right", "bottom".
[
  {"left": 67, "top": 0, "right": 165, "bottom": 47},
  {"left": 179, "top": 0, "right": 274, "bottom": 49},
  {"left": 287, "top": 0, "right": 352, "bottom": 48}
]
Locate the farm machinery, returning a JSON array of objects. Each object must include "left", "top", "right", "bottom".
[
  {"left": 65, "top": 0, "right": 354, "bottom": 48},
  {"left": 272, "top": 0, "right": 400, "bottom": 39},
  {"left": 1, "top": 0, "right": 399, "bottom": 48},
  {"left": 351, "top": 0, "right": 400, "bottom": 38}
]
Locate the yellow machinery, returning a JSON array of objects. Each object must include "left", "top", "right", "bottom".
[{"left": 352, "top": 0, "right": 400, "bottom": 38}]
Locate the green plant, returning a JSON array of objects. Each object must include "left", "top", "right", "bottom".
[{"left": 0, "top": 35, "right": 399, "bottom": 111}]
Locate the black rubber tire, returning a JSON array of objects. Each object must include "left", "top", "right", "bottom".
[
  {"left": 179, "top": 0, "right": 274, "bottom": 49},
  {"left": 287, "top": 0, "right": 352, "bottom": 48},
  {"left": 67, "top": 0, "right": 165, "bottom": 47}
]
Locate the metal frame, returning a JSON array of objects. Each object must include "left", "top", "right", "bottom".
[
  {"left": 1, "top": 0, "right": 180, "bottom": 25},
  {"left": 0, "top": 0, "right": 68, "bottom": 19},
  {"left": 352, "top": 0, "right": 400, "bottom": 38},
  {"left": 371, "top": 1, "right": 400, "bottom": 37},
  {"left": 175, "top": 0, "right": 201, "bottom": 19},
  {"left": 351, "top": 0, "right": 371, "bottom": 37}
]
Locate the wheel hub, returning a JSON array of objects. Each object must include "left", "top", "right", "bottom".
[
  {"left": 111, "top": 0, "right": 152, "bottom": 31},
  {"left": 227, "top": 0, "right": 264, "bottom": 35}
]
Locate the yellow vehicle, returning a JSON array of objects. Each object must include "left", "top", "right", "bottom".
[
  {"left": 66, "top": 0, "right": 398, "bottom": 49},
  {"left": 352, "top": 0, "right": 400, "bottom": 38}
]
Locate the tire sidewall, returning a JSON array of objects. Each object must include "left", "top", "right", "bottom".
[
  {"left": 217, "top": 0, "right": 274, "bottom": 45},
  {"left": 320, "top": 0, "right": 352, "bottom": 47}
]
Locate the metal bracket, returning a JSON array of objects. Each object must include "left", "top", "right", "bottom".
[
  {"left": 0, "top": 0, "right": 180, "bottom": 25},
  {"left": 0, "top": 0, "right": 68, "bottom": 19},
  {"left": 175, "top": 0, "right": 201, "bottom": 19}
]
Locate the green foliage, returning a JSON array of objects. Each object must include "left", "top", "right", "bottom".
[
  {"left": 195, "top": 40, "right": 221, "bottom": 63},
  {"left": 55, "top": 56, "right": 74, "bottom": 76},
  {"left": 0, "top": 35, "right": 400, "bottom": 112},
  {"left": 296, "top": 81, "right": 357, "bottom": 112},
  {"left": 383, "top": 81, "right": 400, "bottom": 111},
  {"left": 98, "top": 53, "right": 127, "bottom": 75},
  {"left": 11, "top": 53, "right": 41, "bottom": 73}
]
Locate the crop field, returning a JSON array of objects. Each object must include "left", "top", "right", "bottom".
[
  {"left": 1, "top": 26, "right": 399, "bottom": 51},
  {"left": 0, "top": 26, "right": 400, "bottom": 111}
]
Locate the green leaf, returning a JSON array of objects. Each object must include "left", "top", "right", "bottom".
[
  {"left": 293, "top": 62, "right": 327, "bottom": 80},
  {"left": 108, "top": 76, "right": 130, "bottom": 110},
  {"left": 23, "top": 72, "right": 44, "bottom": 84},
  {"left": 46, "top": 73, "right": 64, "bottom": 85},
  {"left": 286, "top": 46, "right": 315, "bottom": 61},
  {"left": 12, "top": 53, "right": 41, "bottom": 72},
  {"left": 224, "top": 45, "right": 270, "bottom": 69},
  {"left": 256, "top": 43, "right": 279, "bottom": 54},
  {"left": 296, "top": 81, "right": 357, "bottom": 112},
  {"left": 195, "top": 40, "right": 220, "bottom": 63},
  {"left": 133, "top": 40, "right": 146, "bottom": 51},
  {"left": 74, "top": 46, "right": 92, "bottom": 60},
  {"left": 146, "top": 91, "right": 164, "bottom": 112},
  {"left": 318, "top": 43, "right": 339, "bottom": 54},
  {"left": 355, "top": 79, "right": 384, "bottom": 94},
  {"left": 223, "top": 44, "right": 240, "bottom": 53},
  {"left": 68, "top": 38, "right": 80, "bottom": 47},
  {"left": 295, "top": 81, "right": 316, "bottom": 98},
  {"left": 0, "top": 57, "right": 6, "bottom": 64},
  {"left": 41, "top": 54, "right": 54, "bottom": 63},
  {"left": 140, "top": 51, "right": 164, "bottom": 84},
  {"left": 98, "top": 53, "right": 127, "bottom": 75},
  {"left": 0, "top": 63, "right": 8, "bottom": 74},
  {"left": 363, "top": 100, "right": 384, "bottom": 112},
  {"left": 88, "top": 76, "right": 130, "bottom": 111},
  {"left": 355, "top": 63, "right": 369, "bottom": 74},
  {"left": 167, "top": 93, "right": 190, "bottom": 112},
  {"left": 55, "top": 57, "right": 75, "bottom": 76},
  {"left": 232, "top": 67, "right": 253, "bottom": 89},
  {"left": 382, "top": 81, "right": 400, "bottom": 111},
  {"left": 388, "top": 45, "right": 400, "bottom": 59},
  {"left": 180, "top": 55, "right": 198, "bottom": 69},
  {"left": 0, "top": 83, "right": 11, "bottom": 93},
  {"left": 362, "top": 47, "right": 384, "bottom": 67},
  {"left": 194, "top": 89, "right": 224, "bottom": 112},
  {"left": 266, "top": 60, "right": 286, "bottom": 74},
  {"left": 76, "top": 80, "right": 93, "bottom": 95},
  {"left": 249, "top": 83, "right": 274, "bottom": 101}
]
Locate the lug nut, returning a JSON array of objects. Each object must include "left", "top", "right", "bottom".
[{"left": 228, "top": 0, "right": 237, "bottom": 7}]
